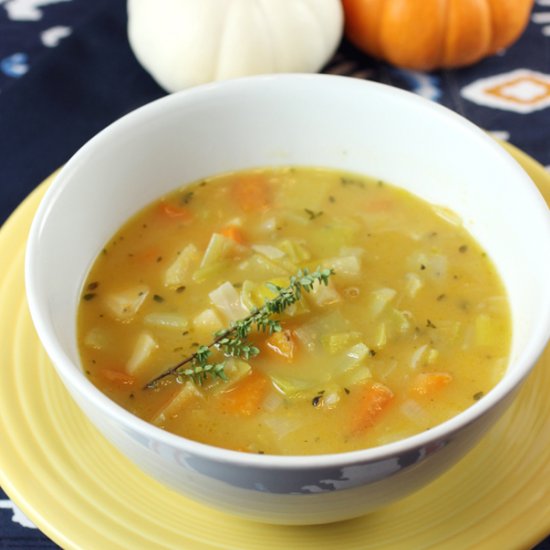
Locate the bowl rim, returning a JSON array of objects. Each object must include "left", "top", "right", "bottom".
[{"left": 25, "top": 73, "right": 550, "bottom": 470}]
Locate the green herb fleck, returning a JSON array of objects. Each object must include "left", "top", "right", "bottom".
[
  {"left": 426, "top": 319, "right": 437, "bottom": 329},
  {"left": 473, "top": 391, "right": 484, "bottom": 401},
  {"left": 153, "top": 294, "right": 164, "bottom": 303},
  {"left": 83, "top": 293, "right": 96, "bottom": 301},
  {"left": 304, "top": 208, "right": 324, "bottom": 220},
  {"left": 181, "top": 191, "right": 194, "bottom": 204}
]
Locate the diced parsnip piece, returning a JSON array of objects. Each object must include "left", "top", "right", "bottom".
[
  {"left": 209, "top": 281, "right": 249, "bottom": 321},
  {"left": 104, "top": 284, "right": 149, "bottom": 321},
  {"left": 405, "top": 272, "right": 423, "bottom": 298},
  {"left": 321, "top": 331, "right": 362, "bottom": 354},
  {"left": 410, "top": 372, "right": 453, "bottom": 396},
  {"left": 151, "top": 381, "right": 203, "bottom": 426},
  {"left": 164, "top": 244, "right": 199, "bottom": 287},
  {"left": 199, "top": 233, "right": 247, "bottom": 269},
  {"left": 475, "top": 314, "right": 501, "bottom": 347},
  {"left": 369, "top": 288, "right": 397, "bottom": 318},
  {"left": 126, "top": 332, "right": 158, "bottom": 374},
  {"left": 238, "top": 254, "right": 289, "bottom": 278},
  {"left": 265, "top": 330, "right": 297, "bottom": 362},
  {"left": 407, "top": 252, "right": 447, "bottom": 280},
  {"left": 307, "top": 279, "right": 341, "bottom": 307},
  {"left": 323, "top": 256, "right": 361, "bottom": 280},
  {"left": 252, "top": 244, "right": 285, "bottom": 260},
  {"left": 431, "top": 205, "right": 463, "bottom": 226},
  {"left": 193, "top": 308, "right": 223, "bottom": 334},
  {"left": 277, "top": 239, "right": 311, "bottom": 263},
  {"left": 144, "top": 313, "right": 188, "bottom": 331},
  {"left": 84, "top": 327, "right": 109, "bottom": 349}
]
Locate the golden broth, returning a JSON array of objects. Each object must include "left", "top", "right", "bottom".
[{"left": 78, "top": 167, "right": 511, "bottom": 455}]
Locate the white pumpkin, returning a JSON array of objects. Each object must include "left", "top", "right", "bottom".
[{"left": 127, "top": 0, "right": 344, "bottom": 92}]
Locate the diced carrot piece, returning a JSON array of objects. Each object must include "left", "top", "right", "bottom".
[
  {"left": 350, "top": 383, "right": 394, "bottom": 433},
  {"left": 265, "top": 329, "right": 296, "bottom": 362},
  {"left": 232, "top": 175, "right": 271, "bottom": 212},
  {"left": 220, "top": 225, "right": 246, "bottom": 244},
  {"left": 410, "top": 372, "right": 453, "bottom": 396},
  {"left": 99, "top": 368, "right": 136, "bottom": 387},
  {"left": 219, "top": 371, "right": 269, "bottom": 416},
  {"left": 158, "top": 202, "right": 193, "bottom": 221}
]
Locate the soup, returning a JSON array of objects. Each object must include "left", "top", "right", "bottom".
[{"left": 78, "top": 167, "right": 511, "bottom": 455}]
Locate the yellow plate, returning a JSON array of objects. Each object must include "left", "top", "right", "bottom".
[{"left": 1, "top": 143, "right": 549, "bottom": 550}]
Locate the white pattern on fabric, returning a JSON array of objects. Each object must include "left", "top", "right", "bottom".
[
  {"left": 0, "top": 500, "right": 38, "bottom": 529},
  {"left": 41, "top": 25, "right": 71, "bottom": 47},
  {"left": 0, "top": 0, "right": 72, "bottom": 21}
]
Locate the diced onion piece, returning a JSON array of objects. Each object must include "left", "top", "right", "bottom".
[
  {"left": 431, "top": 205, "right": 463, "bottom": 226},
  {"left": 399, "top": 399, "right": 430, "bottom": 426},
  {"left": 84, "top": 327, "right": 109, "bottom": 350},
  {"left": 375, "top": 323, "right": 387, "bottom": 348},
  {"left": 323, "top": 389, "right": 341, "bottom": 409},
  {"left": 405, "top": 272, "right": 423, "bottom": 298},
  {"left": 252, "top": 244, "right": 286, "bottom": 260},
  {"left": 144, "top": 313, "right": 188, "bottom": 331},
  {"left": 342, "top": 342, "right": 371, "bottom": 371},
  {"left": 323, "top": 256, "right": 361, "bottom": 279},
  {"left": 164, "top": 243, "right": 199, "bottom": 287},
  {"left": 200, "top": 233, "right": 246, "bottom": 269},
  {"left": 209, "top": 281, "right": 249, "bottom": 321},
  {"left": 343, "top": 365, "right": 373, "bottom": 386},
  {"left": 193, "top": 308, "right": 223, "bottom": 334},
  {"left": 151, "top": 381, "right": 202, "bottom": 426},
  {"left": 369, "top": 288, "right": 397, "bottom": 318},
  {"left": 339, "top": 246, "right": 365, "bottom": 258},
  {"left": 410, "top": 344, "right": 428, "bottom": 370},
  {"left": 277, "top": 239, "right": 311, "bottom": 263},
  {"left": 408, "top": 252, "right": 447, "bottom": 280},
  {"left": 307, "top": 279, "right": 341, "bottom": 307},
  {"left": 475, "top": 314, "right": 501, "bottom": 347},
  {"left": 126, "top": 332, "right": 158, "bottom": 374},
  {"left": 261, "top": 389, "right": 285, "bottom": 413},
  {"left": 104, "top": 284, "right": 149, "bottom": 321}
]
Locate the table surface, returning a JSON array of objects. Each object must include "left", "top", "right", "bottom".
[{"left": 0, "top": 1, "right": 549, "bottom": 548}]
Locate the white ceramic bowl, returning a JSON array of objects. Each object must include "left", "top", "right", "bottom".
[{"left": 25, "top": 74, "right": 550, "bottom": 525}]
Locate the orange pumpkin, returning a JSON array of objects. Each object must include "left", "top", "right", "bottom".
[{"left": 342, "top": 0, "right": 535, "bottom": 71}]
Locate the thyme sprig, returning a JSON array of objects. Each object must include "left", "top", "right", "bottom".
[{"left": 144, "top": 267, "right": 334, "bottom": 389}]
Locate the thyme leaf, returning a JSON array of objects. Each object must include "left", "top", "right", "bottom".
[{"left": 144, "top": 267, "right": 335, "bottom": 389}]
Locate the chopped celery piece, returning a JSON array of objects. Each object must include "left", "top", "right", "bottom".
[
  {"left": 192, "top": 261, "right": 229, "bottom": 283},
  {"left": 241, "top": 278, "right": 309, "bottom": 317},
  {"left": 321, "top": 332, "right": 362, "bottom": 354},
  {"left": 193, "top": 308, "right": 223, "bottom": 334},
  {"left": 126, "top": 332, "right": 158, "bottom": 374},
  {"left": 144, "top": 313, "right": 188, "bottom": 331},
  {"left": 209, "top": 281, "right": 249, "bottom": 321},
  {"left": 151, "top": 381, "right": 202, "bottom": 426},
  {"left": 375, "top": 323, "right": 387, "bottom": 348},
  {"left": 164, "top": 243, "right": 199, "bottom": 287},
  {"left": 252, "top": 244, "right": 285, "bottom": 260},
  {"left": 342, "top": 365, "right": 372, "bottom": 387},
  {"left": 341, "top": 343, "right": 371, "bottom": 371},
  {"left": 104, "top": 284, "right": 149, "bottom": 321},
  {"left": 369, "top": 288, "right": 397, "bottom": 318},
  {"left": 270, "top": 374, "right": 322, "bottom": 397},
  {"left": 277, "top": 239, "right": 311, "bottom": 263},
  {"left": 200, "top": 233, "right": 246, "bottom": 269},
  {"left": 84, "top": 327, "right": 109, "bottom": 350},
  {"left": 294, "top": 311, "right": 350, "bottom": 352}
]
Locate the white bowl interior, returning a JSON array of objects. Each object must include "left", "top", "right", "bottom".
[{"left": 28, "top": 75, "right": 550, "bottom": 439}]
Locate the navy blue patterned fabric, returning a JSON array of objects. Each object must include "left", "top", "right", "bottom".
[{"left": 0, "top": 1, "right": 549, "bottom": 548}]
